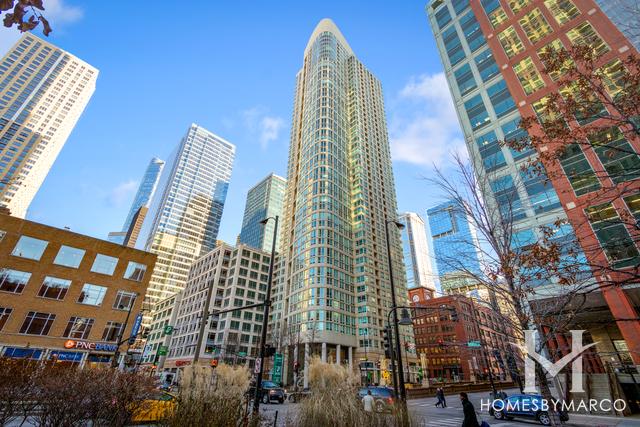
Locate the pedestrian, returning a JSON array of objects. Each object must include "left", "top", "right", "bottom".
[
  {"left": 441, "top": 388, "right": 447, "bottom": 408},
  {"left": 363, "top": 389, "right": 375, "bottom": 413},
  {"left": 460, "top": 392, "right": 480, "bottom": 427},
  {"left": 435, "top": 388, "right": 443, "bottom": 407}
]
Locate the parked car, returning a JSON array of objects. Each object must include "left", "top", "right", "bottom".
[
  {"left": 357, "top": 386, "right": 396, "bottom": 412},
  {"left": 130, "top": 391, "right": 176, "bottom": 423},
  {"left": 252, "top": 381, "right": 285, "bottom": 404},
  {"left": 489, "top": 394, "right": 569, "bottom": 426}
]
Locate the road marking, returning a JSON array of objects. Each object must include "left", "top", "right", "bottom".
[{"left": 419, "top": 418, "right": 462, "bottom": 426}]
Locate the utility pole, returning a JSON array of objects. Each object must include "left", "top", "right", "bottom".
[
  {"left": 194, "top": 278, "right": 216, "bottom": 364},
  {"left": 111, "top": 294, "right": 138, "bottom": 369}
]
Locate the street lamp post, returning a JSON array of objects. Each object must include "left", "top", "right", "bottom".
[
  {"left": 111, "top": 294, "right": 138, "bottom": 369},
  {"left": 253, "top": 215, "right": 279, "bottom": 415},
  {"left": 384, "top": 218, "right": 408, "bottom": 402}
]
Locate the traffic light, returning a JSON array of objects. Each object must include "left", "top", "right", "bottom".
[
  {"left": 450, "top": 308, "right": 459, "bottom": 322},
  {"left": 383, "top": 327, "right": 392, "bottom": 359}
]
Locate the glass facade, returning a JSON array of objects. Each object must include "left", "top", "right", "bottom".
[
  {"left": 595, "top": 0, "right": 640, "bottom": 50},
  {"left": 276, "top": 19, "right": 413, "bottom": 358},
  {"left": 427, "top": 200, "right": 483, "bottom": 289},
  {"left": 0, "top": 34, "right": 98, "bottom": 218},
  {"left": 399, "top": 212, "right": 436, "bottom": 291},
  {"left": 141, "top": 124, "right": 235, "bottom": 315},
  {"left": 238, "top": 173, "right": 286, "bottom": 252},
  {"left": 121, "top": 158, "right": 165, "bottom": 234}
]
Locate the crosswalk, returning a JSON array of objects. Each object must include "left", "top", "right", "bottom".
[{"left": 417, "top": 417, "right": 513, "bottom": 427}]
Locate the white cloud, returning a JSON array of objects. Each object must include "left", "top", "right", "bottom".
[
  {"left": 242, "top": 107, "right": 285, "bottom": 150},
  {"left": 107, "top": 180, "right": 138, "bottom": 207},
  {"left": 390, "top": 72, "right": 467, "bottom": 167}
]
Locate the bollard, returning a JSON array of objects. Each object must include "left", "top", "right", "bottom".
[{"left": 273, "top": 410, "right": 278, "bottom": 426}]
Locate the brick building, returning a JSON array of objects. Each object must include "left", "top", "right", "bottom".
[
  {"left": 409, "top": 288, "right": 517, "bottom": 383},
  {"left": 0, "top": 214, "right": 156, "bottom": 366}
]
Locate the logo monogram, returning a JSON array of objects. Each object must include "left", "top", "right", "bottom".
[{"left": 516, "top": 330, "right": 597, "bottom": 393}]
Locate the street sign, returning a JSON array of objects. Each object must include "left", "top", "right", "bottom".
[
  {"left": 163, "top": 325, "right": 174, "bottom": 335},
  {"left": 468, "top": 340, "right": 481, "bottom": 348},
  {"left": 254, "top": 357, "right": 262, "bottom": 374},
  {"left": 272, "top": 353, "right": 283, "bottom": 384},
  {"left": 157, "top": 345, "right": 168, "bottom": 356},
  {"left": 238, "top": 351, "right": 247, "bottom": 357},
  {"left": 128, "top": 313, "right": 144, "bottom": 344}
]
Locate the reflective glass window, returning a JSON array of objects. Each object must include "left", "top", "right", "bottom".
[
  {"left": 454, "top": 63, "right": 477, "bottom": 96},
  {"left": 566, "top": 22, "right": 609, "bottom": 55},
  {"left": 514, "top": 57, "right": 545, "bottom": 95},
  {"left": 91, "top": 254, "right": 118, "bottom": 276},
  {"left": 464, "top": 94, "right": 490, "bottom": 130},
  {"left": 63, "top": 316, "right": 94, "bottom": 339},
  {"left": 11, "top": 236, "right": 48, "bottom": 260},
  {"left": 519, "top": 8, "right": 552, "bottom": 43},
  {"left": 124, "top": 261, "right": 147, "bottom": 282},
  {"left": 0, "top": 268, "right": 31, "bottom": 294},
  {"left": 475, "top": 49, "right": 499, "bottom": 82},
  {"left": 498, "top": 26, "right": 525, "bottom": 58},
  {"left": 487, "top": 80, "right": 516, "bottom": 117},
  {"left": 544, "top": 0, "right": 580, "bottom": 25},
  {"left": 587, "top": 203, "right": 640, "bottom": 268},
  {"left": 53, "top": 245, "right": 85, "bottom": 268},
  {"left": 19, "top": 311, "right": 56, "bottom": 335},
  {"left": 77, "top": 283, "right": 107, "bottom": 306},
  {"left": 37, "top": 276, "right": 71, "bottom": 300}
]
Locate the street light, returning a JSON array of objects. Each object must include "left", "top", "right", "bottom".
[
  {"left": 253, "top": 215, "right": 279, "bottom": 415},
  {"left": 111, "top": 293, "right": 138, "bottom": 369},
  {"left": 384, "top": 218, "right": 408, "bottom": 403}
]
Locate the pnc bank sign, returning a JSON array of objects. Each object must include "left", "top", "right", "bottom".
[{"left": 64, "top": 340, "right": 118, "bottom": 352}]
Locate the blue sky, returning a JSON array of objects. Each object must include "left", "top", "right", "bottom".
[{"left": 0, "top": 0, "right": 464, "bottom": 245}]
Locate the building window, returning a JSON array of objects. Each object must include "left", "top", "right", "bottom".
[
  {"left": 102, "top": 321, "right": 124, "bottom": 342},
  {"left": 454, "top": 63, "right": 477, "bottom": 96},
  {"left": 586, "top": 203, "right": 640, "bottom": 268},
  {"left": 476, "top": 131, "right": 506, "bottom": 172},
  {"left": 464, "top": 94, "right": 490, "bottom": 130},
  {"left": 91, "top": 254, "right": 118, "bottom": 276},
  {"left": 508, "top": 0, "right": 531, "bottom": 13},
  {"left": 37, "top": 276, "right": 71, "bottom": 300},
  {"left": 474, "top": 49, "right": 499, "bottom": 82},
  {"left": 123, "top": 261, "right": 146, "bottom": 282},
  {"left": 488, "top": 6, "right": 508, "bottom": 28},
  {"left": 502, "top": 115, "right": 535, "bottom": 160},
  {"left": 558, "top": 144, "right": 601, "bottom": 196},
  {"left": 519, "top": 8, "right": 552, "bottom": 44},
  {"left": 498, "top": 26, "right": 525, "bottom": 58},
  {"left": 63, "top": 316, "right": 94, "bottom": 339},
  {"left": 0, "top": 268, "right": 31, "bottom": 294},
  {"left": 487, "top": 80, "right": 516, "bottom": 117},
  {"left": 623, "top": 193, "right": 640, "bottom": 224},
  {"left": 451, "top": 0, "right": 468, "bottom": 15},
  {"left": 599, "top": 59, "right": 626, "bottom": 98},
  {"left": 519, "top": 166, "right": 561, "bottom": 213},
  {"left": 53, "top": 245, "right": 85, "bottom": 268},
  {"left": 113, "top": 291, "right": 137, "bottom": 310},
  {"left": 0, "top": 307, "right": 12, "bottom": 331},
  {"left": 566, "top": 22, "right": 609, "bottom": 55},
  {"left": 588, "top": 127, "right": 640, "bottom": 184},
  {"left": 513, "top": 57, "right": 545, "bottom": 95},
  {"left": 490, "top": 175, "right": 526, "bottom": 221},
  {"left": 435, "top": 5, "right": 452, "bottom": 29},
  {"left": 537, "top": 39, "right": 572, "bottom": 81},
  {"left": 460, "top": 11, "right": 486, "bottom": 52},
  {"left": 11, "top": 236, "right": 48, "bottom": 260},
  {"left": 442, "top": 25, "right": 465, "bottom": 67},
  {"left": 544, "top": 0, "right": 580, "bottom": 25},
  {"left": 77, "top": 283, "right": 107, "bottom": 306},
  {"left": 19, "top": 311, "right": 56, "bottom": 335}
]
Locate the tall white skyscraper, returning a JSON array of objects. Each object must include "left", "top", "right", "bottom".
[
  {"left": 141, "top": 124, "right": 235, "bottom": 313},
  {"left": 0, "top": 34, "right": 98, "bottom": 217},
  {"left": 399, "top": 212, "right": 436, "bottom": 291},
  {"left": 275, "top": 19, "right": 415, "bottom": 385}
]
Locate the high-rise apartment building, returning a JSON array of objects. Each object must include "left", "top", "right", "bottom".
[
  {"left": 238, "top": 173, "right": 286, "bottom": 252},
  {"left": 275, "top": 19, "right": 415, "bottom": 385},
  {"left": 398, "top": 212, "right": 437, "bottom": 291},
  {"left": 427, "top": 200, "right": 483, "bottom": 292},
  {"left": 427, "top": 0, "right": 640, "bottom": 366},
  {"left": 0, "top": 34, "right": 98, "bottom": 218},
  {"left": 140, "top": 124, "right": 235, "bottom": 317},
  {"left": 109, "top": 157, "right": 164, "bottom": 247}
]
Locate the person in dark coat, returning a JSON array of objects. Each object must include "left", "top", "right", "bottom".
[
  {"left": 435, "top": 388, "right": 443, "bottom": 407},
  {"left": 460, "top": 392, "right": 480, "bottom": 427},
  {"left": 441, "top": 388, "right": 447, "bottom": 408}
]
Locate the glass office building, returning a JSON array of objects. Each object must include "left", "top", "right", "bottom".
[
  {"left": 595, "top": 0, "right": 640, "bottom": 49},
  {"left": 398, "top": 212, "right": 436, "bottom": 291},
  {"left": 0, "top": 34, "right": 98, "bottom": 218},
  {"left": 108, "top": 157, "right": 164, "bottom": 246},
  {"left": 427, "top": 200, "right": 483, "bottom": 291},
  {"left": 275, "top": 19, "right": 414, "bottom": 382},
  {"left": 140, "top": 124, "right": 235, "bottom": 315},
  {"left": 238, "top": 173, "right": 286, "bottom": 252}
]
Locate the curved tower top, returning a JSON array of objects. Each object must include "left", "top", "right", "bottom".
[{"left": 304, "top": 18, "right": 354, "bottom": 56}]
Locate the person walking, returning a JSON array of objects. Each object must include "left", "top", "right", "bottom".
[
  {"left": 460, "top": 392, "right": 480, "bottom": 427},
  {"left": 441, "top": 388, "right": 447, "bottom": 408},
  {"left": 435, "top": 388, "right": 443, "bottom": 407},
  {"left": 363, "top": 389, "right": 375, "bottom": 413}
]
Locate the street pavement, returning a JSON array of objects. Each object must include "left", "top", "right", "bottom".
[{"left": 260, "top": 388, "right": 640, "bottom": 427}]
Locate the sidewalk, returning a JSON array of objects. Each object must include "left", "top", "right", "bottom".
[{"left": 564, "top": 413, "right": 640, "bottom": 427}]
